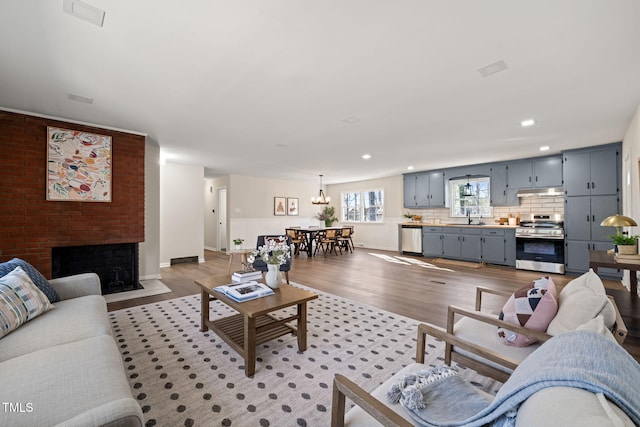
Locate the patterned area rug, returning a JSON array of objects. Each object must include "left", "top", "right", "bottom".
[{"left": 109, "top": 284, "right": 501, "bottom": 427}]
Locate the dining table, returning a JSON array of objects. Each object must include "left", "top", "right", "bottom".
[{"left": 286, "top": 226, "right": 345, "bottom": 257}]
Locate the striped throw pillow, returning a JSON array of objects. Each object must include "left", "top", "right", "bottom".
[{"left": 0, "top": 266, "right": 53, "bottom": 339}]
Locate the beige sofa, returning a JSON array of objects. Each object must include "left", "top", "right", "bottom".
[{"left": 0, "top": 272, "right": 143, "bottom": 427}]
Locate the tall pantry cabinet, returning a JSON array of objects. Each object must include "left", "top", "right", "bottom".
[{"left": 563, "top": 143, "right": 621, "bottom": 276}]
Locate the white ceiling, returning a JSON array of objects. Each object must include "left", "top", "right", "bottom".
[{"left": 2, "top": 1, "right": 640, "bottom": 184}]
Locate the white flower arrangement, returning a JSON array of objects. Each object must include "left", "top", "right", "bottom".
[{"left": 250, "top": 237, "right": 291, "bottom": 265}]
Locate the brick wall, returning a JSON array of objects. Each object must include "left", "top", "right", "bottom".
[{"left": 0, "top": 110, "right": 145, "bottom": 278}]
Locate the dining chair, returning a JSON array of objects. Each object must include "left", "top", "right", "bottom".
[
  {"left": 337, "top": 227, "right": 354, "bottom": 253},
  {"left": 315, "top": 229, "right": 340, "bottom": 256},
  {"left": 286, "top": 229, "right": 306, "bottom": 257}
]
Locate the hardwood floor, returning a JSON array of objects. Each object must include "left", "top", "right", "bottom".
[{"left": 108, "top": 248, "right": 639, "bottom": 360}]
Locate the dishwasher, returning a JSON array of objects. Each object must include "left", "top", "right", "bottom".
[{"left": 401, "top": 225, "right": 423, "bottom": 255}]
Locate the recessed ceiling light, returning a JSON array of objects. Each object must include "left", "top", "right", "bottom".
[
  {"left": 68, "top": 93, "right": 94, "bottom": 104},
  {"left": 362, "top": 154, "right": 371, "bottom": 160},
  {"left": 63, "top": 0, "right": 105, "bottom": 27},
  {"left": 407, "top": 166, "right": 414, "bottom": 170},
  {"left": 342, "top": 116, "right": 360, "bottom": 124},
  {"left": 539, "top": 146, "right": 550, "bottom": 151},
  {"left": 477, "top": 59, "right": 508, "bottom": 77},
  {"left": 521, "top": 119, "right": 536, "bottom": 127}
]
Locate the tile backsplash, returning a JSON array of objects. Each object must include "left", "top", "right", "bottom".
[{"left": 405, "top": 195, "right": 564, "bottom": 224}]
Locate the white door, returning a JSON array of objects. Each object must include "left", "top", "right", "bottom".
[{"left": 218, "top": 188, "right": 227, "bottom": 251}]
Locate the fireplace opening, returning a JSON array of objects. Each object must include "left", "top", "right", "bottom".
[{"left": 52, "top": 243, "right": 142, "bottom": 295}]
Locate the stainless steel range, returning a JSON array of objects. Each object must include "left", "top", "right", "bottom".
[{"left": 515, "top": 213, "right": 565, "bottom": 274}]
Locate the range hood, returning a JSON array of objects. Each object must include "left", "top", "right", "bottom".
[{"left": 516, "top": 187, "right": 564, "bottom": 197}]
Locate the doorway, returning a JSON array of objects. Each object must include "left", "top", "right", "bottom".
[{"left": 217, "top": 188, "right": 227, "bottom": 252}]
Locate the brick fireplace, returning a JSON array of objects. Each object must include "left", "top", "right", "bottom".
[{"left": 0, "top": 111, "right": 145, "bottom": 283}]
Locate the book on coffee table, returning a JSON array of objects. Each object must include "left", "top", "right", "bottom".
[
  {"left": 231, "top": 270, "right": 263, "bottom": 283},
  {"left": 214, "top": 281, "right": 274, "bottom": 302}
]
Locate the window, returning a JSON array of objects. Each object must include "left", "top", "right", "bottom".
[
  {"left": 342, "top": 189, "right": 384, "bottom": 223},
  {"left": 449, "top": 177, "right": 492, "bottom": 218}
]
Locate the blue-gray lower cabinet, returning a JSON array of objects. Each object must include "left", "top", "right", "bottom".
[
  {"left": 443, "top": 228, "right": 461, "bottom": 258},
  {"left": 460, "top": 228, "right": 482, "bottom": 261},
  {"left": 422, "top": 227, "right": 443, "bottom": 257},
  {"left": 422, "top": 226, "right": 515, "bottom": 266}
]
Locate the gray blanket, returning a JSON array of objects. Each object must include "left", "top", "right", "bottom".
[{"left": 388, "top": 330, "right": 640, "bottom": 426}]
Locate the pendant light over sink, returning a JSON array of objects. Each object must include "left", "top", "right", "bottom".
[
  {"left": 311, "top": 174, "right": 330, "bottom": 205},
  {"left": 462, "top": 175, "right": 473, "bottom": 197}
]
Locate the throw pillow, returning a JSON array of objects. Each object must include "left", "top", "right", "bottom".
[
  {"left": 498, "top": 276, "right": 558, "bottom": 347},
  {"left": 547, "top": 269, "right": 615, "bottom": 335},
  {"left": 0, "top": 266, "right": 54, "bottom": 339},
  {"left": 0, "top": 258, "right": 60, "bottom": 303}
]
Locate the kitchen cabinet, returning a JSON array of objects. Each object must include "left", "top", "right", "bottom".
[
  {"left": 563, "top": 146, "right": 618, "bottom": 196},
  {"left": 460, "top": 228, "right": 482, "bottom": 261},
  {"left": 481, "top": 229, "right": 507, "bottom": 265},
  {"left": 564, "top": 194, "right": 619, "bottom": 277},
  {"left": 421, "top": 226, "right": 513, "bottom": 266},
  {"left": 442, "top": 228, "right": 461, "bottom": 258},
  {"left": 506, "top": 156, "right": 562, "bottom": 190},
  {"left": 489, "top": 163, "right": 508, "bottom": 206},
  {"left": 422, "top": 227, "right": 443, "bottom": 257},
  {"left": 506, "top": 160, "right": 534, "bottom": 189},
  {"left": 563, "top": 143, "right": 621, "bottom": 277},
  {"left": 533, "top": 156, "right": 563, "bottom": 188},
  {"left": 403, "top": 171, "right": 445, "bottom": 208}
]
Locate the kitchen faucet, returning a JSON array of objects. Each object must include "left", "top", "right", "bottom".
[{"left": 467, "top": 210, "right": 472, "bottom": 225}]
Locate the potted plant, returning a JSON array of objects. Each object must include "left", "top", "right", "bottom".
[
  {"left": 610, "top": 233, "right": 639, "bottom": 255},
  {"left": 232, "top": 238, "right": 244, "bottom": 250},
  {"left": 316, "top": 206, "right": 338, "bottom": 227}
]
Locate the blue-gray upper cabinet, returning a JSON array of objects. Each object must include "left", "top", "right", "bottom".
[
  {"left": 506, "top": 156, "right": 562, "bottom": 189},
  {"left": 506, "top": 159, "right": 533, "bottom": 189},
  {"left": 403, "top": 171, "right": 445, "bottom": 208},
  {"left": 533, "top": 156, "right": 563, "bottom": 188},
  {"left": 489, "top": 163, "right": 508, "bottom": 206},
  {"left": 563, "top": 146, "right": 618, "bottom": 196}
]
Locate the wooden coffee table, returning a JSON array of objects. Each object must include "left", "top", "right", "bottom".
[{"left": 195, "top": 275, "right": 318, "bottom": 377}]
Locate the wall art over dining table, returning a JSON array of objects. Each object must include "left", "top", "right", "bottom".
[{"left": 46, "top": 126, "right": 112, "bottom": 202}]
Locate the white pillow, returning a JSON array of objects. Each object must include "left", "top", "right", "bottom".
[
  {"left": 575, "top": 315, "right": 616, "bottom": 342},
  {"left": 547, "top": 269, "right": 615, "bottom": 335}
]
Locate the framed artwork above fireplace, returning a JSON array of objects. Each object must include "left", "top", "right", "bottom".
[{"left": 46, "top": 126, "right": 112, "bottom": 202}]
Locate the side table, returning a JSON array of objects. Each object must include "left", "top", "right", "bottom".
[{"left": 589, "top": 250, "right": 639, "bottom": 322}]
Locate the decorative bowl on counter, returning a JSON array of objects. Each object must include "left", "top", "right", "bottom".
[{"left": 412, "top": 215, "right": 423, "bottom": 222}]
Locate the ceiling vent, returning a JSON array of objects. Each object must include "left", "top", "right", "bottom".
[
  {"left": 68, "top": 93, "right": 94, "bottom": 104},
  {"left": 63, "top": 0, "right": 105, "bottom": 27},
  {"left": 477, "top": 60, "right": 508, "bottom": 77}
]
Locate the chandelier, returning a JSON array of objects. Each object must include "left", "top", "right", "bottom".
[{"left": 311, "top": 174, "right": 330, "bottom": 205}]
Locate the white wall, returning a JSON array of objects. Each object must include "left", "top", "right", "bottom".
[
  {"left": 139, "top": 142, "right": 161, "bottom": 279},
  {"left": 621, "top": 103, "right": 640, "bottom": 293},
  {"left": 326, "top": 175, "right": 404, "bottom": 251},
  {"left": 160, "top": 162, "right": 205, "bottom": 266},
  {"left": 227, "top": 175, "right": 324, "bottom": 249}
]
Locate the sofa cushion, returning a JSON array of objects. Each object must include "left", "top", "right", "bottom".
[
  {"left": 0, "top": 294, "right": 111, "bottom": 362},
  {"left": 498, "top": 277, "right": 558, "bottom": 346},
  {"left": 0, "top": 258, "right": 60, "bottom": 302},
  {"left": 0, "top": 334, "right": 144, "bottom": 427},
  {"left": 515, "top": 386, "right": 634, "bottom": 427},
  {"left": 547, "top": 269, "right": 615, "bottom": 335},
  {"left": 0, "top": 266, "right": 53, "bottom": 339}
]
